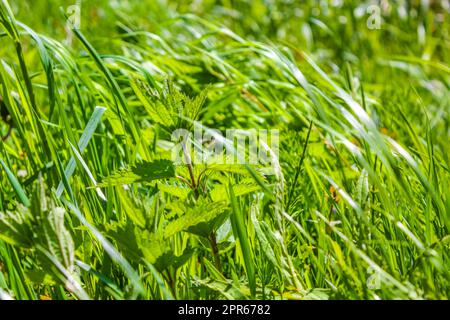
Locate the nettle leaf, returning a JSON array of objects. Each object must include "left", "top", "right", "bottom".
[
  {"left": 164, "top": 200, "right": 187, "bottom": 219},
  {"left": 0, "top": 205, "right": 35, "bottom": 247},
  {"left": 181, "top": 85, "right": 208, "bottom": 122},
  {"left": 174, "top": 164, "right": 265, "bottom": 189},
  {"left": 131, "top": 80, "right": 175, "bottom": 128},
  {"left": 157, "top": 183, "right": 190, "bottom": 200},
  {"left": 106, "top": 223, "right": 193, "bottom": 272},
  {"left": 137, "top": 231, "right": 194, "bottom": 271},
  {"left": 164, "top": 200, "right": 228, "bottom": 238},
  {"left": 98, "top": 159, "right": 175, "bottom": 187},
  {"left": 193, "top": 257, "right": 249, "bottom": 300},
  {"left": 356, "top": 169, "right": 370, "bottom": 208},
  {"left": 41, "top": 207, "right": 74, "bottom": 271},
  {"left": 194, "top": 278, "right": 247, "bottom": 299}
]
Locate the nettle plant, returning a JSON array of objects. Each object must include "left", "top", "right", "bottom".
[{"left": 97, "top": 81, "right": 267, "bottom": 297}]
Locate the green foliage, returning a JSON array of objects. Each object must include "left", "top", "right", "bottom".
[{"left": 164, "top": 200, "right": 228, "bottom": 238}]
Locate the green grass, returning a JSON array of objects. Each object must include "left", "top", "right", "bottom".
[{"left": 0, "top": 0, "right": 449, "bottom": 300}]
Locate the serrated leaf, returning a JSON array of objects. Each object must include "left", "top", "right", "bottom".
[
  {"left": 164, "top": 201, "right": 228, "bottom": 238},
  {"left": 0, "top": 159, "right": 30, "bottom": 207},
  {"left": 356, "top": 169, "right": 369, "bottom": 208},
  {"left": 0, "top": 206, "right": 35, "bottom": 247},
  {"left": 132, "top": 80, "right": 208, "bottom": 132},
  {"left": 228, "top": 183, "right": 256, "bottom": 297},
  {"left": 116, "top": 188, "right": 146, "bottom": 228}
]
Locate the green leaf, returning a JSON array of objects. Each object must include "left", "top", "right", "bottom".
[
  {"left": 228, "top": 183, "right": 256, "bottom": 297},
  {"left": 0, "top": 206, "right": 35, "bottom": 247},
  {"left": 131, "top": 80, "right": 174, "bottom": 128},
  {"left": 41, "top": 207, "right": 74, "bottom": 271},
  {"left": 250, "top": 203, "right": 279, "bottom": 269},
  {"left": 73, "top": 28, "right": 139, "bottom": 141},
  {"left": 138, "top": 231, "right": 194, "bottom": 271},
  {"left": 98, "top": 159, "right": 175, "bottom": 187},
  {"left": 211, "top": 182, "right": 260, "bottom": 202},
  {"left": 56, "top": 106, "right": 106, "bottom": 198},
  {"left": 303, "top": 288, "right": 331, "bottom": 300},
  {"left": 105, "top": 222, "right": 143, "bottom": 263},
  {"left": 0, "top": 159, "right": 30, "bottom": 207},
  {"left": 157, "top": 183, "right": 190, "bottom": 200}
]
